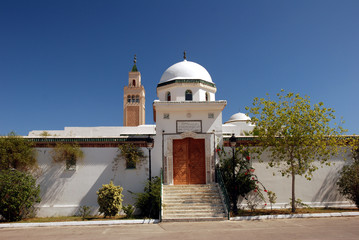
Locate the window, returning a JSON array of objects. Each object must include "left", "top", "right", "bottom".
[
  {"left": 166, "top": 92, "right": 171, "bottom": 101},
  {"left": 126, "top": 159, "right": 136, "bottom": 169},
  {"left": 66, "top": 156, "right": 76, "bottom": 171},
  {"left": 135, "top": 95, "right": 140, "bottom": 103},
  {"left": 205, "top": 92, "right": 210, "bottom": 101},
  {"left": 132, "top": 79, "right": 136, "bottom": 87},
  {"left": 131, "top": 95, "right": 135, "bottom": 103},
  {"left": 185, "top": 90, "right": 193, "bottom": 101},
  {"left": 127, "top": 95, "right": 131, "bottom": 103}
]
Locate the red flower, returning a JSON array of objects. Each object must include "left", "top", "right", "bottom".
[
  {"left": 245, "top": 172, "right": 248, "bottom": 175},
  {"left": 254, "top": 189, "right": 257, "bottom": 192},
  {"left": 216, "top": 148, "right": 221, "bottom": 153},
  {"left": 246, "top": 156, "right": 250, "bottom": 160},
  {"left": 252, "top": 177, "right": 255, "bottom": 180},
  {"left": 265, "top": 203, "right": 267, "bottom": 206},
  {"left": 264, "top": 189, "right": 268, "bottom": 192},
  {"left": 250, "top": 169, "right": 255, "bottom": 172}
]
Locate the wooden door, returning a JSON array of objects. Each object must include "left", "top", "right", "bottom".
[{"left": 173, "top": 138, "right": 205, "bottom": 185}]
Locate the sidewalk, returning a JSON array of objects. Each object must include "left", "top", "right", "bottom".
[{"left": 1, "top": 212, "right": 359, "bottom": 228}]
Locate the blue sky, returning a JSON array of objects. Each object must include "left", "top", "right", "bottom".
[{"left": 1, "top": 0, "right": 358, "bottom": 136}]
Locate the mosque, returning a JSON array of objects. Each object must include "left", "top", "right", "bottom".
[{"left": 28, "top": 54, "right": 352, "bottom": 219}]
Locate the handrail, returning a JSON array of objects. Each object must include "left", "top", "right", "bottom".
[
  {"left": 216, "top": 166, "right": 231, "bottom": 220},
  {"left": 160, "top": 168, "right": 163, "bottom": 222}
]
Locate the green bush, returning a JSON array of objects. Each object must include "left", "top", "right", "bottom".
[
  {"left": 78, "top": 205, "right": 92, "bottom": 220},
  {"left": 337, "top": 161, "right": 359, "bottom": 208},
  {"left": 133, "top": 177, "right": 161, "bottom": 219},
  {"left": 0, "top": 170, "right": 41, "bottom": 222},
  {"left": 122, "top": 204, "right": 135, "bottom": 219},
  {"left": 97, "top": 181, "right": 124, "bottom": 217}
]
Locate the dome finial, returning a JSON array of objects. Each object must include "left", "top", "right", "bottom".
[
  {"left": 131, "top": 54, "right": 138, "bottom": 72},
  {"left": 183, "top": 51, "right": 187, "bottom": 60}
]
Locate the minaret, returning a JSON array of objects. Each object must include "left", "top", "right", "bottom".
[{"left": 123, "top": 55, "right": 145, "bottom": 126}]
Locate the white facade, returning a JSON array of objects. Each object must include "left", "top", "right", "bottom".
[{"left": 27, "top": 57, "right": 354, "bottom": 217}]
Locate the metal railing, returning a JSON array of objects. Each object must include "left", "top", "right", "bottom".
[{"left": 216, "top": 166, "right": 231, "bottom": 220}]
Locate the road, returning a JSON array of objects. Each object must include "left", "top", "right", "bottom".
[{"left": 1, "top": 217, "right": 358, "bottom": 240}]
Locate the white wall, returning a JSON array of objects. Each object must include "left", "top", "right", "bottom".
[
  {"left": 35, "top": 147, "right": 149, "bottom": 217},
  {"left": 219, "top": 147, "right": 354, "bottom": 209}
]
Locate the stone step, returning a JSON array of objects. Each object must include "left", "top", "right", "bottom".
[
  {"left": 163, "top": 213, "right": 225, "bottom": 218},
  {"left": 161, "top": 217, "right": 225, "bottom": 222},
  {"left": 164, "top": 203, "right": 224, "bottom": 208},
  {"left": 162, "top": 183, "right": 226, "bottom": 221}
]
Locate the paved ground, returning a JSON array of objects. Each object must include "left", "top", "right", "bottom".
[{"left": 1, "top": 217, "right": 359, "bottom": 240}]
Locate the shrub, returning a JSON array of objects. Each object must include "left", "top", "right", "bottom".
[
  {"left": 133, "top": 177, "right": 161, "bottom": 219},
  {"left": 0, "top": 170, "right": 41, "bottom": 221},
  {"left": 122, "top": 204, "right": 135, "bottom": 219},
  {"left": 267, "top": 191, "right": 277, "bottom": 210},
  {"left": 216, "top": 145, "right": 266, "bottom": 214},
  {"left": 337, "top": 161, "right": 359, "bottom": 208},
  {"left": 97, "top": 181, "right": 124, "bottom": 217},
  {"left": 78, "top": 205, "right": 92, "bottom": 220}
]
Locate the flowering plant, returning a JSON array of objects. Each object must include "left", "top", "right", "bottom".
[{"left": 216, "top": 144, "right": 267, "bottom": 213}]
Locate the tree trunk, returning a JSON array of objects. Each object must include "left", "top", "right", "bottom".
[{"left": 291, "top": 171, "right": 296, "bottom": 213}]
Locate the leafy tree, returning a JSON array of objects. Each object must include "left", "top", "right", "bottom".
[
  {"left": 337, "top": 145, "right": 359, "bottom": 208},
  {"left": 0, "top": 132, "right": 37, "bottom": 172},
  {"left": 51, "top": 143, "right": 84, "bottom": 170},
  {"left": 246, "top": 90, "right": 346, "bottom": 212},
  {"left": 97, "top": 181, "right": 124, "bottom": 217},
  {"left": 0, "top": 169, "right": 41, "bottom": 221},
  {"left": 217, "top": 146, "right": 266, "bottom": 214},
  {"left": 132, "top": 177, "right": 161, "bottom": 218}
]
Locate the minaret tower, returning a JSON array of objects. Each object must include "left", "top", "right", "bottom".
[{"left": 123, "top": 55, "right": 145, "bottom": 126}]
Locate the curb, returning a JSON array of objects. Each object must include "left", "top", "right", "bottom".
[
  {"left": 230, "top": 212, "right": 359, "bottom": 221},
  {"left": 0, "top": 219, "right": 159, "bottom": 229},
  {"left": 1, "top": 212, "right": 359, "bottom": 228}
]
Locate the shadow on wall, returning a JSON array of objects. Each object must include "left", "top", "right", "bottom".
[
  {"left": 312, "top": 165, "right": 348, "bottom": 204},
  {"left": 37, "top": 161, "right": 75, "bottom": 207},
  {"left": 78, "top": 161, "right": 148, "bottom": 216}
]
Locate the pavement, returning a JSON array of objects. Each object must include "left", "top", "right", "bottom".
[
  {"left": 1, "top": 216, "right": 359, "bottom": 240},
  {"left": 1, "top": 211, "right": 359, "bottom": 228}
]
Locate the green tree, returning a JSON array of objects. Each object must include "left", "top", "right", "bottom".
[
  {"left": 0, "top": 169, "right": 41, "bottom": 221},
  {"left": 246, "top": 90, "right": 346, "bottom": 212},
  {"left": 97, "top": 181, "right": 124, "bottom": 217},
  {"left": 0, "top": 132, "right": 37, "bottom": 172}
]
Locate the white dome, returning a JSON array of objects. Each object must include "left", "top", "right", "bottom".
[
  {"left": 159, "top": 60, "right": 213, "bottom": 84},
  {"left": 226, "top": 112, "right": 251, "bottom": 123}
]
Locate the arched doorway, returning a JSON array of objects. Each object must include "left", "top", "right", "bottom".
[{"left": 173, "top": 138, "right": 206, "bottom": 184}]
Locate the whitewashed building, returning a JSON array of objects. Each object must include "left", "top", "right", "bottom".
[{"left": 27, "top": 55, "right": 354, "bottom": 219}]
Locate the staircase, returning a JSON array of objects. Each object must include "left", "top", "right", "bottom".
[{"left": 162, "top": 184, "right": 227, "bottom": 222}]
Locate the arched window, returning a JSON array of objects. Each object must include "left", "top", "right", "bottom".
[
  {"left": 166, "top": 92, "right": 171, "bottom": 101},
  {"left": 131, "top": 95, "right": 135, "bottom": 103},
  {"left": 205, "top": 92, "right": 210, "bottom": 101},
  {"left": 185, "top": 90, "right": 192, "bottom": 101},
  {"left": 127, "top": 95, "right": 131, "bottom": 103},
  {"left": 135, "top": 95, "right": 140, "bottom": 102},
  {"left": 132, "top": 80, "right": 136, "bottom": 87}
]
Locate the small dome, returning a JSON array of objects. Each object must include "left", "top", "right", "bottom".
[
  {"left": 226, "top": 112, "right": 251, "bottom": 123},
  {"left": 159, "top": 60, "right": 213, "bottom": 84}
]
